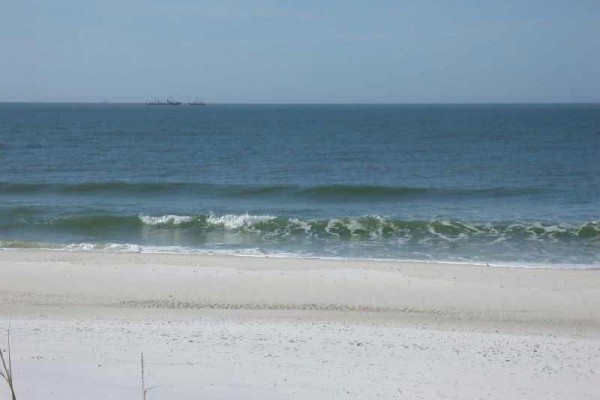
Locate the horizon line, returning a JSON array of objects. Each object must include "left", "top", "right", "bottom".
[{"left": 1, "top": 101, "right": 599, "bottom": 106}]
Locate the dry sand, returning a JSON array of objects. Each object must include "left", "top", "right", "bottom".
[{"left": 0, "top": 250, "right": 598, "bottom": 399}]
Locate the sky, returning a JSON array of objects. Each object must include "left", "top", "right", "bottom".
[{"left": 1, "top": 0, "right": 599, "bottom": 103}]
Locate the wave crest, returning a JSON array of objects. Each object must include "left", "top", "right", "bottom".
[
  {"left": 205, "top": 213, "right": 276, "bottom": 229},
  {"left": 139, "top": 215, "right": 194, "bottom": 226},
  {"left": 129, "top": 214, "right": 598, "bottom": 241},
  {"left": 3, "top": 213, "right": 599, "bottom": 242}
]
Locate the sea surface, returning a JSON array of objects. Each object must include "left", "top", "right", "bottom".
[{"left": 1, "top": 103, "right": 598, "bottom": 267}]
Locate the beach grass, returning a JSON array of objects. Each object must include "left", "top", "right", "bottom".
[{"left": 0, "top": 323, "right": 17, "bottom": 400}]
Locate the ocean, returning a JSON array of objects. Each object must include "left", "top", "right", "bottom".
[{"left": 0, "top": 103, "right": 598, "bottom": 267}]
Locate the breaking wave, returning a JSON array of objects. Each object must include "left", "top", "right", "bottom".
[
  {"left": 1, "top": 213, "right": 598, "bottom": 266},
  {"left": 5, "top": 213, "right": 597, "bottom": 241}
]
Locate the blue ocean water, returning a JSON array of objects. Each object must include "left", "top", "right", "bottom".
[{"left": 0, "top": 103, "right": 598, "bottom": 267}]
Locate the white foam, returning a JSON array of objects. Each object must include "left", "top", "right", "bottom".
[
  {"left": 289, "top": 218, "right": 312, "bottom": 234},
  {"left": 139, "top": 215, "right": 194, "bottom": 225},
  {"left": 63, "top": 242, "right": 142, "bottom": 252},
  {"left": 1, "top": 242, "right": 598, "bottom": 269},
  {"left": 206, "top": 213, "right": 275, "bottom": 229},
  {"left": 346, "top": 218, "right": 365, "bottom": 236},
  {"left": 426, "top": 220, "right": 467, "bottom": 242},
  {"left": 324, "top": 219, "right": 340, "bottom": 237}
]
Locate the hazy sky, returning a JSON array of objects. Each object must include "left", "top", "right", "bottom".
[{"left": 1, "top": 0, "right": 599, "bottom": 103}]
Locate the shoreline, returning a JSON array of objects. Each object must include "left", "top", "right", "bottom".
[
  {"left": 1, "top": 249, "right": 598, "bottom": 331},
  {"left": 1, "top": 246, "right": 598, "bottom": 270}
]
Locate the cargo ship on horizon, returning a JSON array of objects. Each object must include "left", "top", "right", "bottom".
[
  {"left": 145, "top": 98, "right": 182, "bottom": 105},
  {"left": 189, "top": 98, "right": 207, "bottom": 106}
]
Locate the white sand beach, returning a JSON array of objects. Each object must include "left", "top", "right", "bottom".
[{"left": 1, "top": 250, "right": 599, "bottom": 399}]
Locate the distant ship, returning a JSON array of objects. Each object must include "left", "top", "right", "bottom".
[
  {"left": 145, "top": 98, "right": 182, "bottom": 105},
  {"left": 188, "top": 98, "right": 207, "bottom": 106}
]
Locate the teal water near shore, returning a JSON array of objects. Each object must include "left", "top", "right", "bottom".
[{"left": 1, "top": 103, "right": 598, "bottom": 266}]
